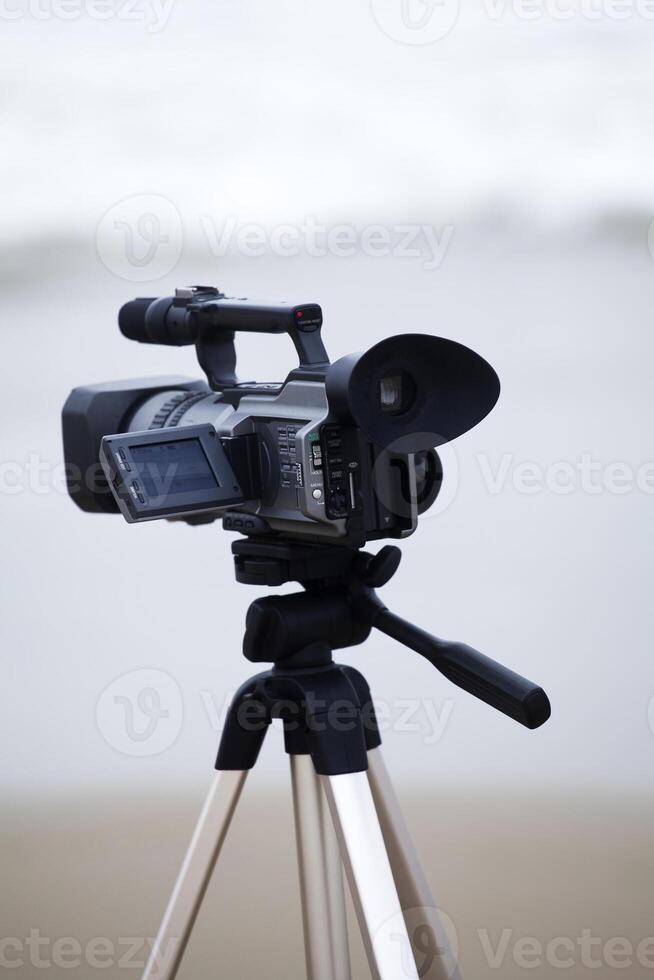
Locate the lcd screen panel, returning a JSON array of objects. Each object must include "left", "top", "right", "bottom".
[{"left": 131, "top": 439, "right": 219, "bottom": 497}]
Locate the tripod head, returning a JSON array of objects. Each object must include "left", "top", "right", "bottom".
[{"left": 231, "top": 536, "right": 551, "bottom": 730}]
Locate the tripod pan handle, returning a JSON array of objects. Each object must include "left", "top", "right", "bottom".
[{"left": 373, "top": 610, "right": 551, "bottom": 729}]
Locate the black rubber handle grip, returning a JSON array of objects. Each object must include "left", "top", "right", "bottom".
[
  {"left": 118, "top": 294, "right": 329, "bottom": 372},
  {"left": 373, "top": 609, "right": 551, "bottom": 729}
]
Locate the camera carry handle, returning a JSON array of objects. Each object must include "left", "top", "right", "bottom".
[
  {"left": 119, "top": 287, "right": 331, "bottom": 390},
  {"left": 193, "top": 295, "right": 330, "bottom": 389}
]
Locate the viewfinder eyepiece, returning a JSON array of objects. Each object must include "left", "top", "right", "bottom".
[
  {"left": 378, "top": 370, "right": 416, "bottom": 416},
  {"left": 326, "top": 333, "right": 501, "bottom": 452}
]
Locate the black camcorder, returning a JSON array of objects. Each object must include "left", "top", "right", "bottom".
[{"left": 62, "top": 285, "right": 500, "bottom": 549}]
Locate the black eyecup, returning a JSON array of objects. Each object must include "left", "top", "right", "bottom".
[{"left": 326, "top": 334, "right": 501, "bottom": 453}]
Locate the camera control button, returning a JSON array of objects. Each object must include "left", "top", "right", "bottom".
[{"left": 312, "top": 488, "right": 323, "bottom": 500}]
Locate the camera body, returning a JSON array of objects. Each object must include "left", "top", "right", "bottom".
[{"left": 63, "top": 286, "right": 500, "bottom": 548}]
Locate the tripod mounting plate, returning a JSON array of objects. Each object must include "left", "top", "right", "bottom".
[{"left": 232, "top": 537, "right": 358, "bottom": 587}]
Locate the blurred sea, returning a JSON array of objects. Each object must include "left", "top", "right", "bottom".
[{"left": 2, "top": 2, "right": 654, "bottom": 270}]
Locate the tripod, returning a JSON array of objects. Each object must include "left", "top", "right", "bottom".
[{"left": 140, "top": 540, "right": 551, "bottom": 980}]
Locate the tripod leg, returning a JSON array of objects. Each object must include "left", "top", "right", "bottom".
[
  {"left": 141, "top": 770, "right": 247, "bottom": 980},
  {"left": 322, "top": 771, "right": 420, "bottom": 980},
  {"left": 291, "top": 754, "right": 351, "bottom": 980},
  {"left": 367, "top": 748, "right": 461, "bottom": 980}
]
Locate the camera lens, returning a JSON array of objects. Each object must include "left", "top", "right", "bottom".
[{"left": 378, "top": 370, "right": 415, "bottom": 416}]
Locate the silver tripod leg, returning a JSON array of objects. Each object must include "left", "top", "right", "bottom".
[
  {"left": 322, "top": 771, "right": 420, "bottom": 980},
  {"left": 367, "top": 748, "right": 461, "bottom": 980},
  {"left": 291, "top": 755, "right": 351, "bottom": 980},
  {"left": 141, "top": 770, "right": 247, "bottom": 980}
]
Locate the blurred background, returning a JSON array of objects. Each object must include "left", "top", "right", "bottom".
[{"left": 2, "top": 2, "right": 654, "bottom": 977}]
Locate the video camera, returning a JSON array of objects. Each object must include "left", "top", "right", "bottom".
[{"left": 62, "top": 286, "right": 500, "bottom": 550}]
